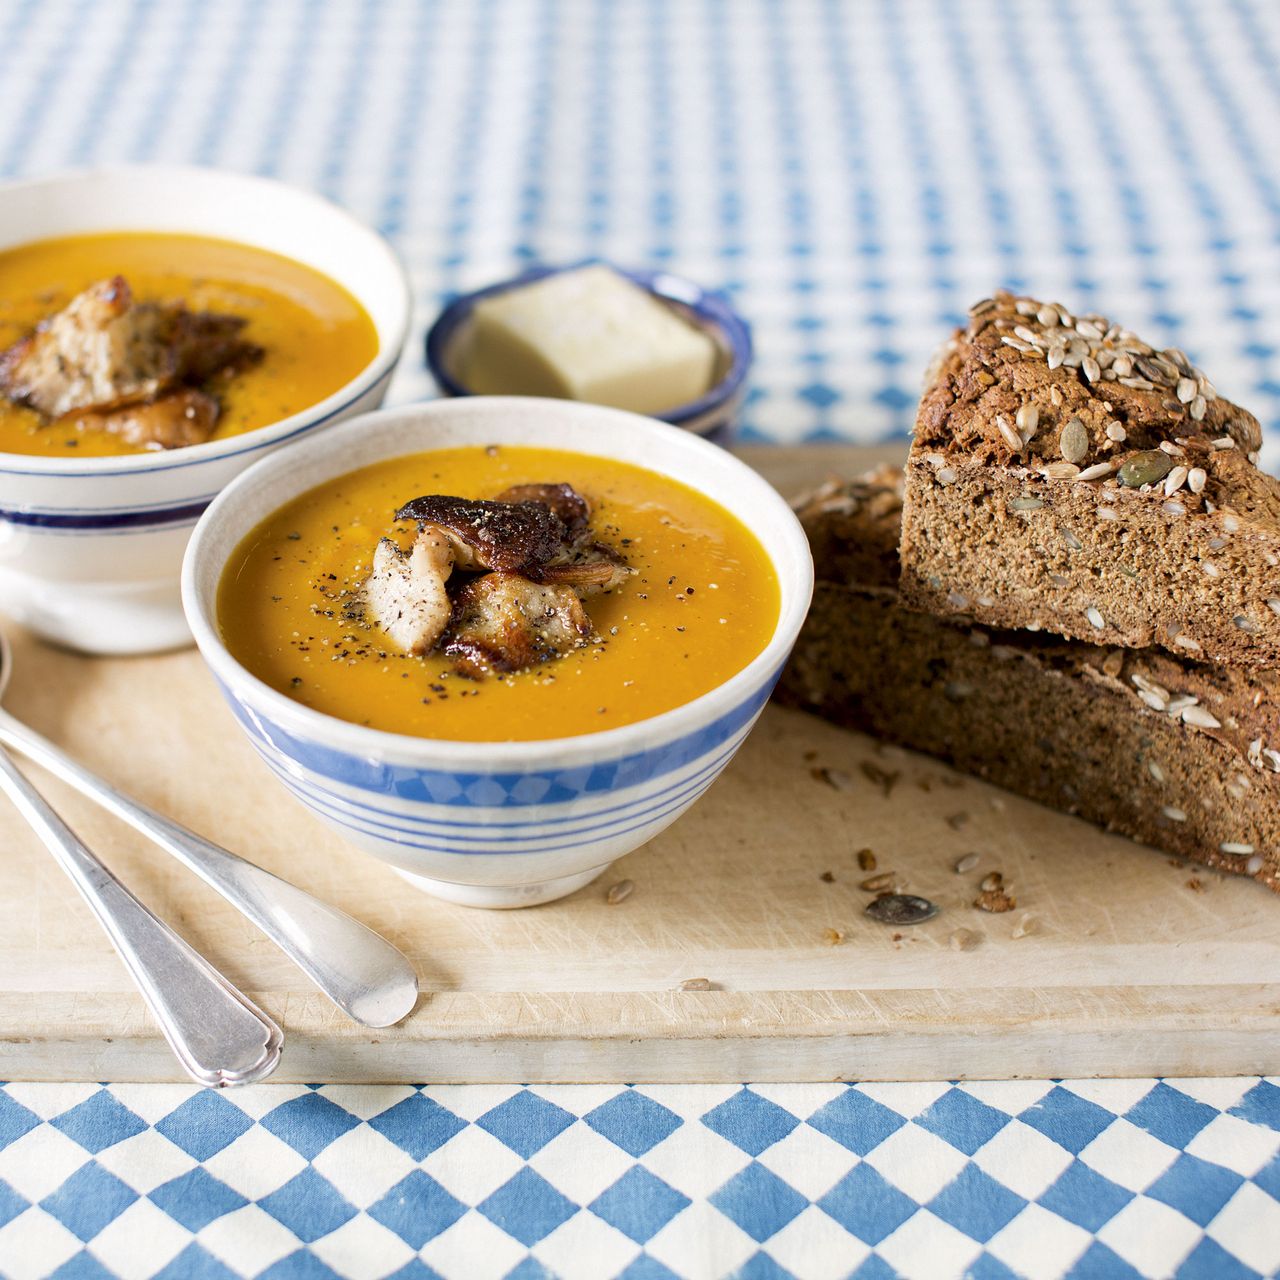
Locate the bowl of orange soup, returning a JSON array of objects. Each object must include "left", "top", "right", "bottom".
[
  {"left": 0, "top": 166, "right": 410, "bottom": 654},
  {"left": 183, "top": 397, "right": 813, "bottom": 907}
]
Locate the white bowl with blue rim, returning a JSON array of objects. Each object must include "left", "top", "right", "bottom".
[
  {"left": 0, "top": 166, "right": 411, "bottom": 656},
  {"left": 424, "top": 262, "right": 752, "bottom": 442},
  {"left": 182, "top": 397, "right": 812, "bottom": 909}
]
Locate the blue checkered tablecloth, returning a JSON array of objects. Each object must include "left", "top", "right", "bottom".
[
  {"left": 1, "top": 2, "right": 1279, "bottom": 1278},
  {"left": 1, "top": 1080, "right": 1278, "bottom": 1280}
]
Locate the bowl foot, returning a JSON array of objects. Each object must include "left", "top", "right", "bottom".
[
  {"left": 0, "top": 567, "right": 192, "bottom": 655},
  {"left": 391, "top": 864, "right": 609, "bottom": 909}
]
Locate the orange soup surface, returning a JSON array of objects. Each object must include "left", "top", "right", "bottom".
[
  {"left": 0, "top": 232, "right": 378, "bottom": 457},
  {"left": 218, "top": 446, "right": 781, "bottom": 741}
]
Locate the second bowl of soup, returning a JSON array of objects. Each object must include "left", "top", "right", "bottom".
[
  {"left": 0, "top": 166, "right": 410, "bottom": 654},
  {"left": 183, "top": 397, "right": 813, "bottom": 907}
]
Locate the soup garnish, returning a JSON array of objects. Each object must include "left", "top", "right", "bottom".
[
  {"left": 367, "top": 482, "right": 633, "bottom": 674},
  {"left": 0, "top": 275, "right": 262, "bottom": 450}
]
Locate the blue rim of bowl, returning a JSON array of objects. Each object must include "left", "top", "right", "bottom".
[{"left": 423, "top": 260, "right": 752, "bottom": 428}]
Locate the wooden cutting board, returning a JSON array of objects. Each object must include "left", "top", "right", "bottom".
[{"left": 1, "top": 445, "right": 1277, "bottom": 1084}]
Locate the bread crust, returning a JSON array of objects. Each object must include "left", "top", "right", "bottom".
[
  {"left": 900, "top": 292, "right": 1280, "bottom": 667},
  {"left": 780, "top": 469, "right": 1280, "bottom": 893}
]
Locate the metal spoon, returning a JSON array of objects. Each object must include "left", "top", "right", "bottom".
[
  {"left": 0, "top": 632, "right": 419, "bottom": 1028},
  {"left": 0, "top": 747, "right": 282, "bottom": 1086}
]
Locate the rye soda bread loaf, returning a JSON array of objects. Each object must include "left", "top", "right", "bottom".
[
  {"left": 899, "top": 291, "right": 1279, "bottom": 668},
  {"left": 778, "top": 467, "right": 1280, "bottom": 893}
]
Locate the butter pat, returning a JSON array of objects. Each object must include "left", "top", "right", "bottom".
[{"left": 460, "top": 265, "right": 718, "bottom": 416}]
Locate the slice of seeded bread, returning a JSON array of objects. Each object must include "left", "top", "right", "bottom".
[
  {"left": 899, "top": 291, "right": 1279, "bottom": 668},
  {"left": 778, "top": 467, "right": 1279, "bottom": 894}
]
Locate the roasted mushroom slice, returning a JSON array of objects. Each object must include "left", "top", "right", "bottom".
[
  {"left": 493, "top": 482, "right": 591, "bottom": 534},
  {"left": 539, "top": 540, "right": 634, "bottom": 594},
  {"left": 365, "top": 528, "right": 456, "bottom": 654},
  {"left": 0, "top": 275, "right": 262, "bottom": 420},
  {"left": 395, "top": 484, "right": 633, "bottom": 592},
  {"left": 443, "top": 574, "right": 592, "bottom": 677},
  {"left": 393, "top": 494, "right": 566, "bottom": 576},
  {"left": 65, "top": 388, "right": 220, "bottom": 450}
]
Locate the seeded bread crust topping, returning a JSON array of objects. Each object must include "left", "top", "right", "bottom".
[
  {"left": 783, "top": 470, "right": 1280, "bottom": 894},
  {"left": 901, "top": 291, "right": 1280, "bottom": 666}
]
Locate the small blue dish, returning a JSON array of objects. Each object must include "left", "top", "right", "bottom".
[{"left": 424, "top": 261, "right": 753, "bottom": 442}]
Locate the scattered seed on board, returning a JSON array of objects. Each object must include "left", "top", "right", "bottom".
[
  {"left": 811, "top": 766, "right": 852, "bottom": 791},
  {"left": 865, "top": 894, "right": 939, "bottom": 926},
  {"left": 860, "top": 761, "right": 900, "bottom": 797},
  {"left": 860, "top": 872, "right": 895, "bottom": 892},
  {"left": 857, "top": 848, "right": 877, "bottom": 871},
  {"left": 676, "top": 978, "right": 714, "bottom": 992},
  {"left": 945, "top": 812, "right": 969, "bottom": 830},
  {"left": 954, "top": 852, "right": 980, "bottom": 874},
  {"left": 980, "top": 871, "right": 1004, "bottom": 893},
  {"left": 606, "top": 879, "right": 635, "bottom": 905},
  {"left": 1011, "top": 913, "right": 1037, "bottom": 939},
  {"left": 949, "top": 928, "right": 982, "bottom": 952}
]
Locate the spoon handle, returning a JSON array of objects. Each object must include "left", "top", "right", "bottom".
[
  {"left": 0, "top": 712, "right": 418, "bottom": 1029},
  {"left": 0, "top": 749, "right": 282, "bottom": 1087}
]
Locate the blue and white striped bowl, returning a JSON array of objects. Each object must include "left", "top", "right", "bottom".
[
  {"left": 0, "top": 166, "right": 410, "bottom": 655},
  {"left": 182, "top": 398, "right": 813, "bottom": 908}
]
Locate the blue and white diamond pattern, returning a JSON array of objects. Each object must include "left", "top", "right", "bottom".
[
  {"left": 0, "top": 1079, "right": 1276, "bottom": 1279},
  {"left": 0, "top": 0, "right": 1276, "bottom": 462}
]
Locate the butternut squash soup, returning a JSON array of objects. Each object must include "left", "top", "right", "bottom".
[
  {"left": 0, "top": 232, "right": 377, "bottom": 457},
  {"left": 219, "top": 445, "right": 780, "bottom": 741}
]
